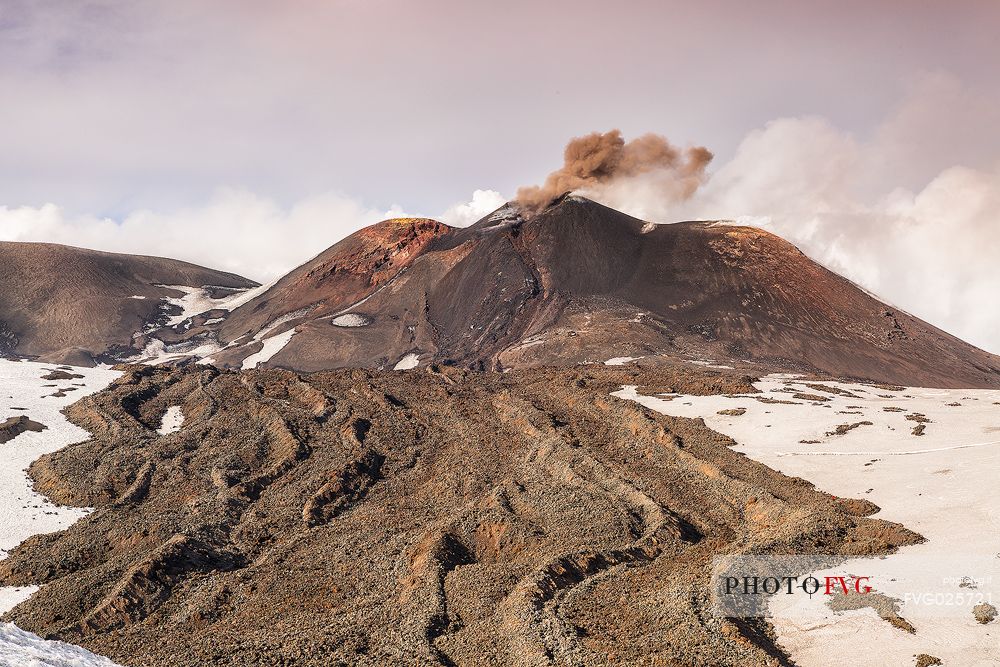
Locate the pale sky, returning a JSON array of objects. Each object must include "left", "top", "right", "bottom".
[
  {"left": 1, "top": 0, "right": 999, "bottom": 352},
  {"left": 2, "top": 0, "right": 998, "bottom": 214}
]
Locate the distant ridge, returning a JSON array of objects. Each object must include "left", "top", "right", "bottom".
[{"left": 0, "top": 241, "right": 256, "bottom": 366}]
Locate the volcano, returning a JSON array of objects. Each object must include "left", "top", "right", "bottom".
[
  {"left": 0, "top": 242, "right": 256, "bottom": 366},
  {"left": 174, "top": 195, "right": 1000, "bottom": 388}
]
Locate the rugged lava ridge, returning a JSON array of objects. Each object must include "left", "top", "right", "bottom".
[{"left": 1, "top": 363, "right": 918, "bottom": 666}]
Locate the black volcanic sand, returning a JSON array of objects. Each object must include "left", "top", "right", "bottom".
[{"left": 0, "top": 364, "right": 920, "bottom": 666}]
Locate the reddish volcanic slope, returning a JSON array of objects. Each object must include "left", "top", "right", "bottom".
[{"left": 194, "top": 196, "right": 999, "bottom": 388}]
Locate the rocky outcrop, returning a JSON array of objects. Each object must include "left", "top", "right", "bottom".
[
  {"left": 0, "top": 414, "right": 47, "bottom": 444},
  {"left": 0, "top": 320, "right": 18, "bottom": 355}
]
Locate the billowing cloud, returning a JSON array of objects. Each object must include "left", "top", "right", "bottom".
[
  {"left": 0, "top": 188, "right": 510, "bottom": 283},
  {"left": 577, "top": 78, "right": 1000, "bottom": 355},
  {"left": 439, "top": 189, "right": 507, "bottom": 227},
  {"left": 0, "top": 190, "right": 405, "bottom": 282}
]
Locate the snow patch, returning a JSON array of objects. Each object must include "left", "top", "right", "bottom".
[
  {"left": 0, "top": 623, "right": 122, "bottom": 666},
  {"left": 708, "top": 217, "right": 768, "bottom": 228},
  {"left": 254, "top": 308, "right": 311, "bottom": 340},
  {"left": 331, "top": 313, "right": 370, "bottom": 327},
  {"left": 156, "top": 406, "right": 184, "bottom": 435},
  {"left": 241, "top": 329, "right": 297, "bottom": 370},
  {"left": 157, "top": 285, "right": 219, "bottom": 326},
  {"left": 686, "top": 359, "right": 735, "bottom": 370},
  {"left": 393, "top": 353, "right": 420, "bottom": 370},
  {"left": 123, "top": 338, "right": 223, "bottom": 366},
  {"left": 150, "top": 282, "right": 270, "bottom": 330},
  {"left": 614, "top": 376, "right": 1000, "bottom": 667},
  {"left": 605, "top": 356, "right": 641, "bottom": 366},
  {"left": 0, "top": 360, "right": 122, "bottom": 664},
  {"left": 211, "top": 279, "right": 276, "bottom": 312}
]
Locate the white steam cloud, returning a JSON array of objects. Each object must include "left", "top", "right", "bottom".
[
  {"left": 438, "top": 189, "right": 507, "bottom": 227},
  {"left": 0, "top": 190, "right": 406, "bottom": 283},
  {"left": 590, "top": 76, "right": 1000, "bottom": 355},
  {"left": 0, "top": 189, "right": 508, "bottom": 284}
]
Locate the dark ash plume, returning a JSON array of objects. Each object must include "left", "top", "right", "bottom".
[{"left": 516, "top": 130, "right": 713, "bottom": 213}]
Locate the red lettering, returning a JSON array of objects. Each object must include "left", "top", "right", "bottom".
[{"left": 824, "top": 576, "right": 850, "bottom": 595}]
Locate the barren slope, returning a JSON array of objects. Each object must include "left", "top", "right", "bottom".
[
  {"left": 0, "top": 242, "right": 256, "bottom": 365},
  {"left": 190, "top": 197, "right": 1000, "bottom": 388},
  {"left": 0, "top": 363, "right": 918, "bottom": 666}
]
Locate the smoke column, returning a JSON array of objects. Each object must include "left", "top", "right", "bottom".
[{"left": 516, "top": 130, "right": 713, "bottom": 213}]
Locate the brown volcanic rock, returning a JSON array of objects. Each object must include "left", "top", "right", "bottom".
[
  {"left": 208, "top": 196, "right": 1000, "bottom": 388},
  {"left": 0, "top": 363, "right": 919, "bottom": 666},
  {"left": 208, "top": 217, "right": 454, "bottom": 371},
  {"left": 0, "top": 414, "right": 47, "bottom": 444},
  {"left": 0, "top": 242, "right": 256, "bottom": 365}
]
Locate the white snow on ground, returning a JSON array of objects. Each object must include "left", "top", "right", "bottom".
[
  {"left": 0, "top": 359, "right": 123, "bottom": 665},
  {"left": 393, "top": 353, "right": 420, "bottom": 370},
  {"left": 156, "top": 406, "right": 184, "bottom": 435},
  {"left": 614, "top": 377, "right": 1000, "bottom": 667},
  {"left": 254, "top": 308, "right": 311, "bottom": 340},
  {"left": 124, "top": 338, "right": 223, "bottom": 366},
  {"left": 508, "top": 337, "right": 546, "bottom": 352},
  {"left": 210, "top": 279, "right": 276, "bottom": 312},
  {"left": 708, "top": 217, "right": 780, "bottom": 228},
  {"left": 241, "top": 329, "right": 297, "bottom": 370},
  {"left": 686, "top": 359, "right": 735, "bottom": 370},
  {"left": 233, "top": 310, "right": 314, "bottom": 370},
  {"left": 330, "top": 314, "right": 370, "bottom": 327},
  {"left": 605, "top": 356, "right": 641, "bottom": 366},
  {"left": 0, "top": 623, "right": 120, "bottom": 666},
  {"left": 127, "top": 283, "right": 289, "bottom": 364},
  {"left": 157, "top": 285, "right": 221, "bottom": 326},
  {"left": 152, "top": 282, "right": 270, "bottom": 329}
]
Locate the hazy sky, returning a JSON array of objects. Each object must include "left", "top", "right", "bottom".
[
  {"left": 2, "top": 0, "right": 997, "bottom": 214},
  {"left": 1, "top": 0, "right": 999, "bottom": 352}
]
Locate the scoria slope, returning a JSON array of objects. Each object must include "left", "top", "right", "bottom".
[
  {"left": 0, "top": 242, "right": 257, "bottom": 365},
  {"left": 206, "top": 217, "right": 453, "bottom": 371},
  {"left": 187, "top": 196, "right": 1000, "bottom": 388},
  {"left": 0, "top": 363, "right": 918, "bottom": 666}
]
